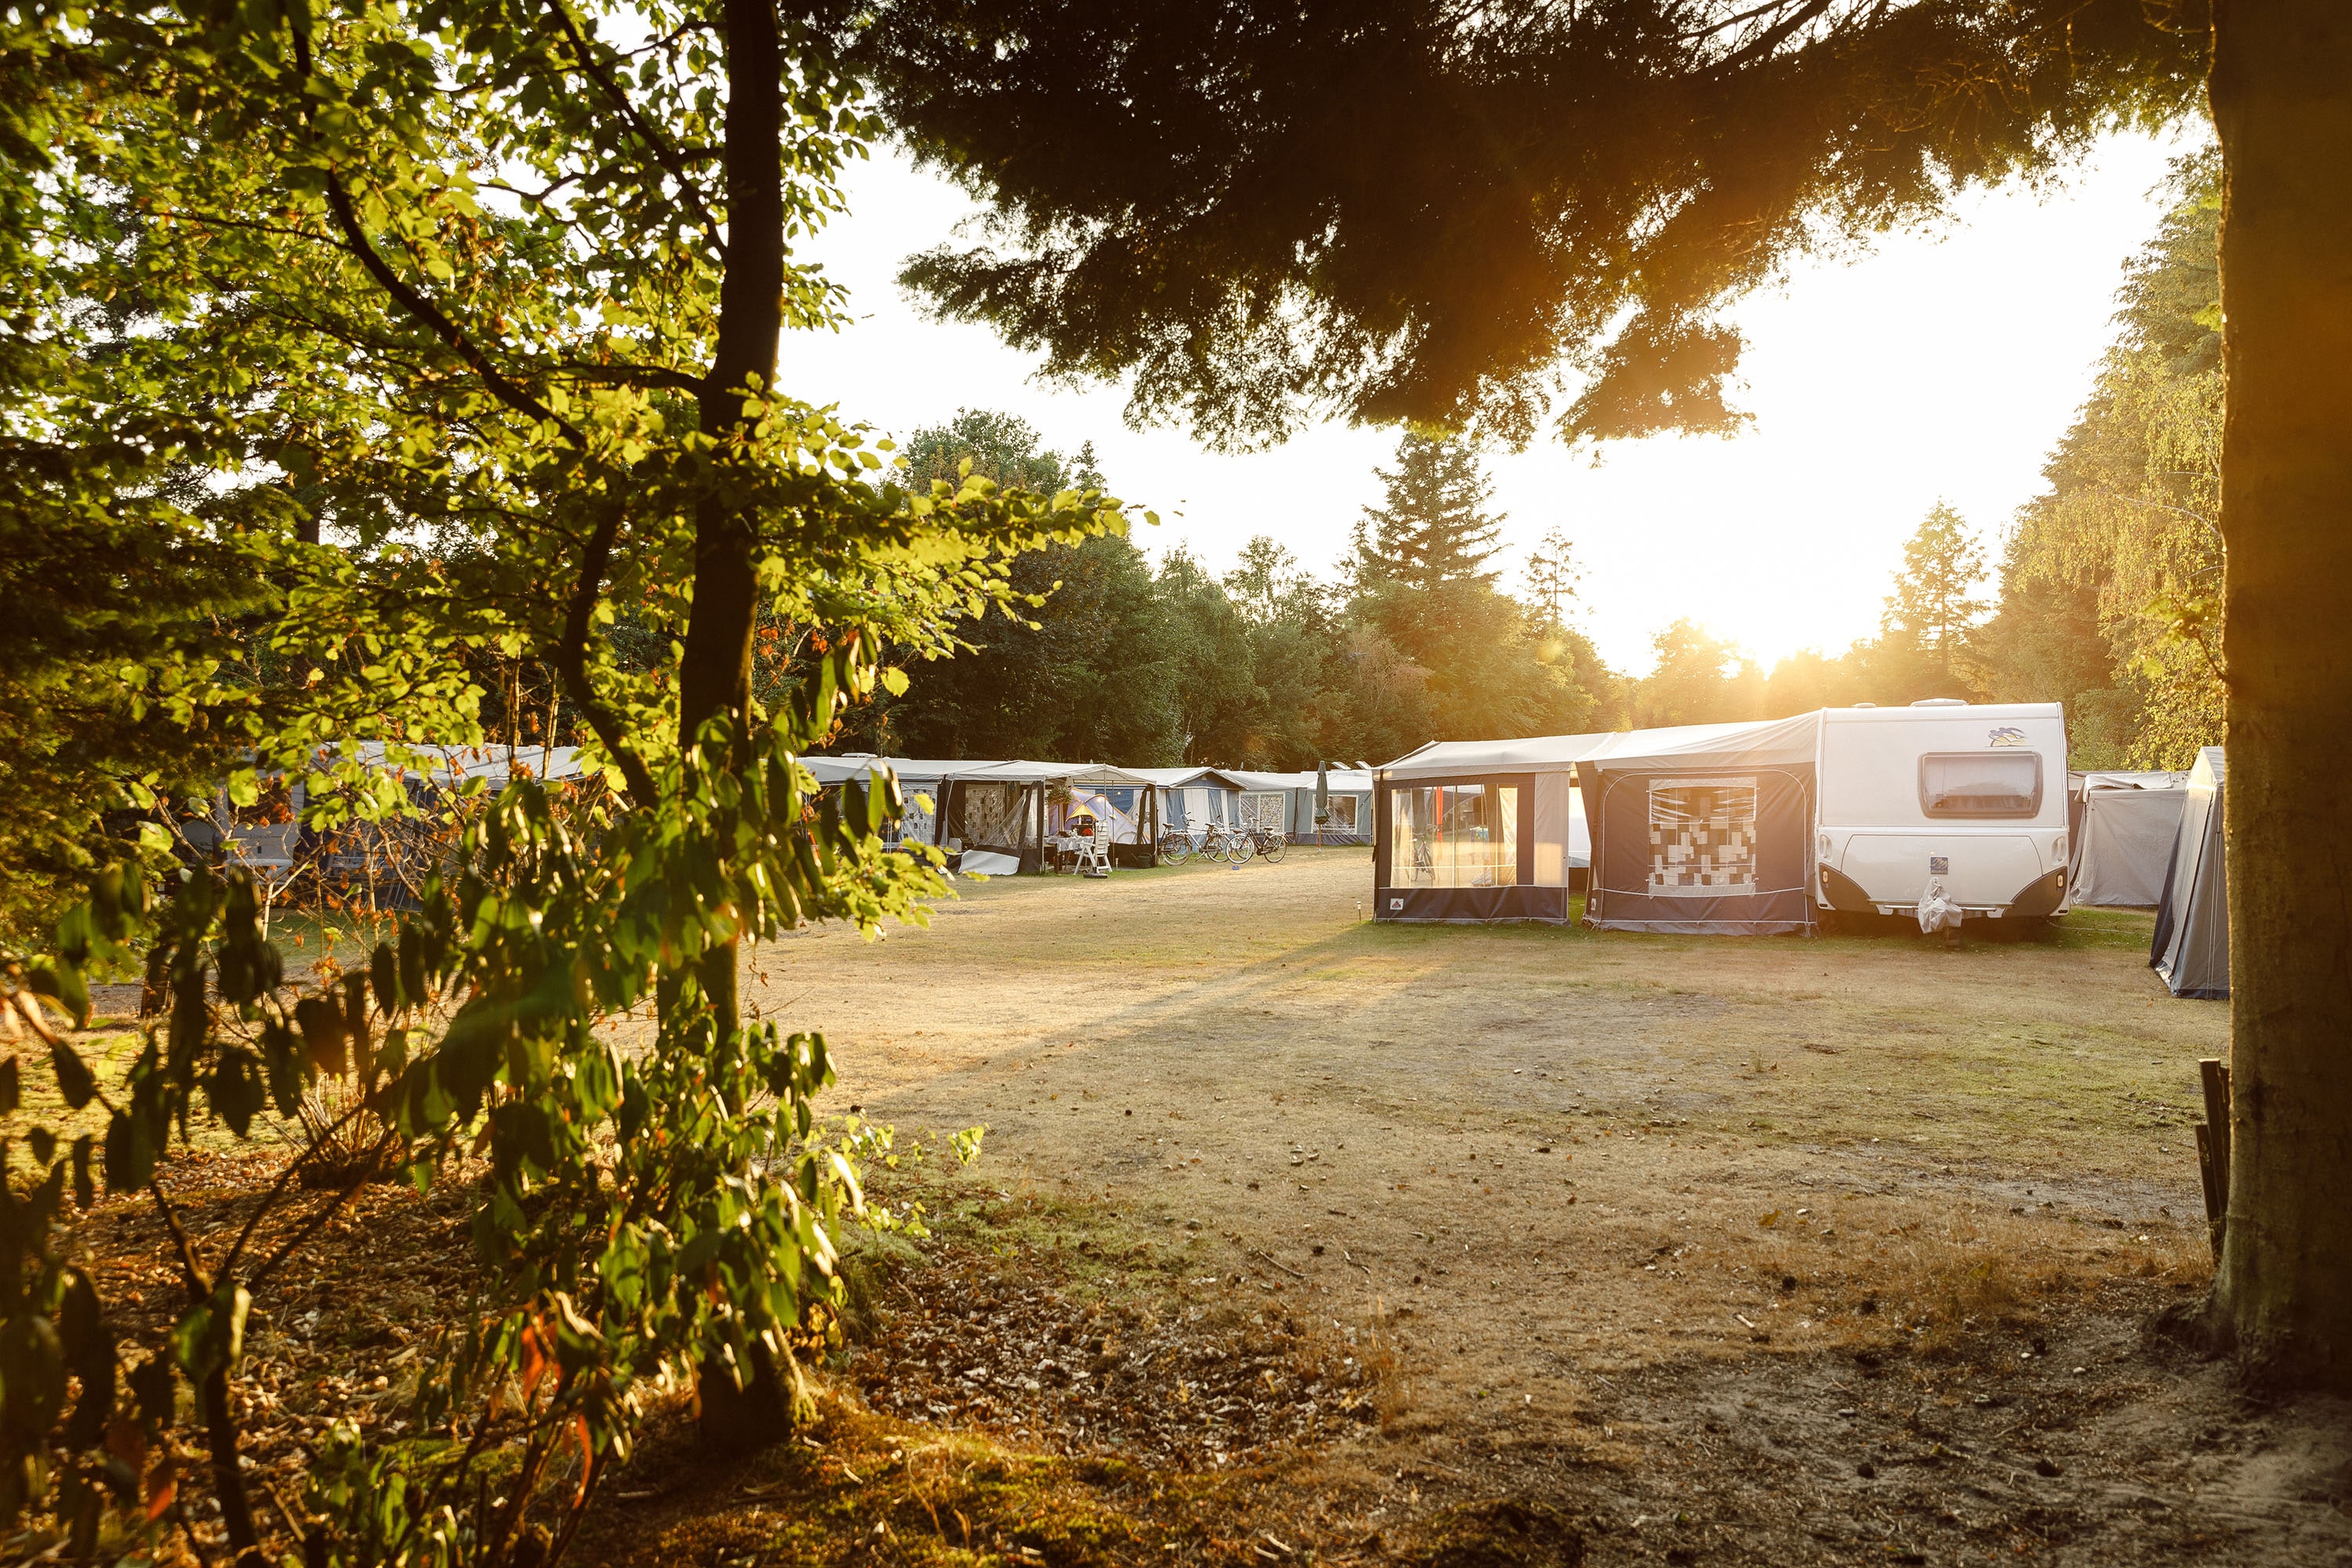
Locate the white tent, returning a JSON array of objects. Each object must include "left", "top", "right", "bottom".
[
  {"left": 1372, "top": 732, "right": 1620, "bottom": 921},
  {"left": 2151, "top": 747, "right": 2228, "bottom": 999},
  {"left": 1577, "top": 716, "right": 1824, "bottom": 935},
  {"left": 2068, "top": 773, "right": 2189, "bottom": 908}
]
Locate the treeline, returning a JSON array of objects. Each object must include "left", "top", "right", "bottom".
[{"left": 833, "top": 412, "right": 1623, "bottom": 768}]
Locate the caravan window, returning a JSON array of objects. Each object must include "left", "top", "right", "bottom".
[
  {"left": 1388, "top": 784, "right": 1519, "bottom": 888},
  {"left": 1327, "top": 795, "right": 1359, "bottom": 831},
  {"left": 1920, "top": 752, "right": 2042, "bottom": 818}
]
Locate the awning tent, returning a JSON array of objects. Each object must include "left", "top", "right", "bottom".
[
  {"left": 2151, "top": 747, "right": 2228, "bottom": 999},
  {"left": 2067, "top": 773, "right": 2189, "bottom": 909},
  {"left": 804, "top": 756, "right": 1160, "bottom": 872},
  {"left": 1129, "top": 767, "right": 1246, "bottom": 837},
  {"left": 1221, "top": 768, "right": 1377, "bottom": 845},
  {"left": 1578, "top": 714, "right": 1824, "bottom": 936},
  {"left": 1373, "top": 732, "right": 1611, "bottom": 923}
]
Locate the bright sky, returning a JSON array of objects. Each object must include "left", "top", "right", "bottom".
[{"left": 786, "top": 129, "right": 2196, "bottom": 677}]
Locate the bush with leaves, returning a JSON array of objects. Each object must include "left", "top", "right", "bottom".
[{"left": 1, "top": 0, "right": 1131, "bottom": 1557}]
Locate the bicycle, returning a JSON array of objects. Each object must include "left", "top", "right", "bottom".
[
  {"left": 1156, "top": 827, "right": 1194, "bottom": 867},
  {"left": 1250, "top": 827, "right": 1288, "bottom": 864},
  {"left": 1192, "top": 821, "right": 1254, "bottom": 865}
]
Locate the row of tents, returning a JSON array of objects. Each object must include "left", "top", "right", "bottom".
[{"left": 800, "top": 756, "right": 1377, "bottom": 875}]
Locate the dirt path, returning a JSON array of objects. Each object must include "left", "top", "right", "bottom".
[{"left": 746, "top": 851, "right": 2352, "bottom": 1565}]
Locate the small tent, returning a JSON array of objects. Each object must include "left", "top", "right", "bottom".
[
  {"left": 2151, "top": 746, "right": 2227, "bottom": 999},
  {"left": 1578, "top": 714, "right": 1823, "bottom": 935},
  {"left": 1129, "top": 767, "right": 1246, "bottom": 840},
  {"left": 2067, "top": 772, "right": 2189, "bottom": 908},
  {"left": 1222, "top": 768, "right": 1377, "bottom": 844}
]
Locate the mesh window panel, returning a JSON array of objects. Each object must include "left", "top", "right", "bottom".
[{"left": 1646, "top": 777, "right": 1759, "bottom": 896}]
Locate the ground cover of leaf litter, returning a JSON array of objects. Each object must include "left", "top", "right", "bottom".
[{"left": 700, "top": 847, "right": 2352, "bottom": 1568}]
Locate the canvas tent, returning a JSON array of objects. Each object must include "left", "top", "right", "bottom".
[
  {"left": 2151, "top": 747, "right": 2228, "bottom": 999},
  {"left": 1129, "top": 767, "right": 1246, "bottom": 840},
  {"left": 1221, "top": 768, "right": 1377, "bottom": 844},
  {"left": 1579, "top": 714, "right": 1824, "bottom": 935},
  {"left": 804, "top": 756, "right": 1160, "bottom": 873},
  {"left": 2067, "top": 772, "right": 2189, "bottom": 909},
  {"left": 1374, "top": 734, "right": 1606, "bottom": 922}
]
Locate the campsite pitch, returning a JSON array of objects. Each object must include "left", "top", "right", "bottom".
[{"left": 705, "top": 848, "right": 2352, "bottom": 1567}]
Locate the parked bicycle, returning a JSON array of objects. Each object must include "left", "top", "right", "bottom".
[
  {"left": 1160, "top": 821, "right": 1257, "bottom": 866},
  {"left": 1249, "top": 826, "right": 1288, "bottom": 863}
]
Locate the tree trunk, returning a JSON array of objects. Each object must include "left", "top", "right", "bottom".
[
  {"left": 2206, "top": 0, "right": 2352, "bottom": 1383},
  {"left": 683, "top": 0, "right": 800, "bottom": 1451},
  {"left": 675, "top": 0, "right": 786, "bottom": 1036}
]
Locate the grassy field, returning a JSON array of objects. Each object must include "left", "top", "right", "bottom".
[{"left": 708, "top": 849, "right": 2352, "bottom": 1566}]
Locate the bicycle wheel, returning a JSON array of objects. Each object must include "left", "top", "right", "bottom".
[
  {"left": 1159, "top": 833, "right": 1189, "bottom": 867},
  {"left": 1259, "top": 833, "right": 1287, "bottom": 864},
  {"left": 1226, "top": 831, "right": 1255, "bottom": 866}
]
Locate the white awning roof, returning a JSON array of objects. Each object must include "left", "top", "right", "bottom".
[
  {"left": 1381, "top": 715, "right": 1824, "bottom": 781},
  {"left": 1223, "top": 768, "right": 1374, "bottom": 793},
  {"left": 803, "top": 755, "right": 1156, "bottom": 789}
]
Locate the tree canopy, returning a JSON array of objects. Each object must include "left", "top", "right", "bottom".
[{"left": 850, "top": 0, "right": 2206, "bottom": 450}]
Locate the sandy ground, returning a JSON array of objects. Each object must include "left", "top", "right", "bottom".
[{"left": 742, "top": 850, "right": 2352, "bottom": 1566}]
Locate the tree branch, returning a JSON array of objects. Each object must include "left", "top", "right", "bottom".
[
  {"left": 554, "top": 361, "right": 709, "bottom": 395},
  {"left": 543, "top": 0, "right": 729, "bottom": 260},
  {"left": 296, "top": 31, "right": 586, "bottom": 448},
  {"left": 554, "top": 499, "right": 661, "bottom": 806}
]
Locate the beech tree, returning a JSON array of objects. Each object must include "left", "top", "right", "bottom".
[
  {"left": 850, "top": 1, "right": 2352, "bottom": 1380},
  {"left": 1, "top": 0, "right": 1126, "bottom": 1556}
]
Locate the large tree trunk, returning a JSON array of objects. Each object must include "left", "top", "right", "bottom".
[
  {"left": 676, "top": 0, "right": 785, "bottom": 1037},
  {"left": 2206, "top": 0, "right": 2352, "bottom": 1383}
]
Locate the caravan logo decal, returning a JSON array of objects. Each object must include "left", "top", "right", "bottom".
[{"left": 1987, "top": 726, "right": 2028, "bottom": 748}]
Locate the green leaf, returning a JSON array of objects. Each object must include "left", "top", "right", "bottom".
[
  {"left": 170, "top": 1284, "right": 249, "bottom": 1383},
  {"left": 30, "top": 966, "right": 89, "bottom": 1029},
  {"left": 50, "top": 1040, "right": 96, "bottom": 1111}
]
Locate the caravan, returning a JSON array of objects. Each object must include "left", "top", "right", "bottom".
[{"left": 1814, "top": 702, "right": 2072, "bottom": 925}]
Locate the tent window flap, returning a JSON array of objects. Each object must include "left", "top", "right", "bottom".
[{"left": 1390, "top": 784, "right": 1519, "bottom": 888}]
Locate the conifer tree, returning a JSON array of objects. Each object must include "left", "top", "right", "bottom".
[
  {"left": 1881, "top": 502, "right": 1988, "bottom": 695},
  {"left": 1353, "top": 432, "right": 1503, "bottom": 593}
]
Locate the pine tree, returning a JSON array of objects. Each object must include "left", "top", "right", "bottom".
[
  {"left": 1523, "top": 528, "right": 1581, "bottom": 628},
  {"left": 1355, "top": 432, "right": 1503, "bottom": 593},
  {"left": 1882, "top": 503, "right": 1988, "bottom": 686}
]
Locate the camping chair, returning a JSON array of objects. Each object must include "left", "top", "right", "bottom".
[{"left": 1058, "top": 812, "right": 1112, "bottom": 879}]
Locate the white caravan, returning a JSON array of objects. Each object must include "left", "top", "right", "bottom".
[{"left": 1814, "top": 701, "right": 2072, "bottom": 924}]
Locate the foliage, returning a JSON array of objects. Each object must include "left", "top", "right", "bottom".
[
  {"left": 839, "top": 419, "right": 1619, "bottom": 768},
  {"left": 1635, "top": 620, "right": 1765, "bottom": 728},
  {"left": 1, "top": 0, "right": 1123, "bottom": 1559},
  {"left": 1981, "top": 154, "right": 2226, "bottom": 768},
  {"left": 1881, "top": 502, "right": 1990, "bottom": 691},
  {"left": 851, "top": 0, "right": 2206, "bottom": 450}
]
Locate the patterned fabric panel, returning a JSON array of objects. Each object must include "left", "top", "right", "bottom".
[{"left": 1646, "top": 778, "right": 1759, "bottom": 896}]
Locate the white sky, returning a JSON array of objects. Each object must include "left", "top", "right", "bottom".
[{"left": 786, "top": 130, "right": 2194, "bottom": 676}]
